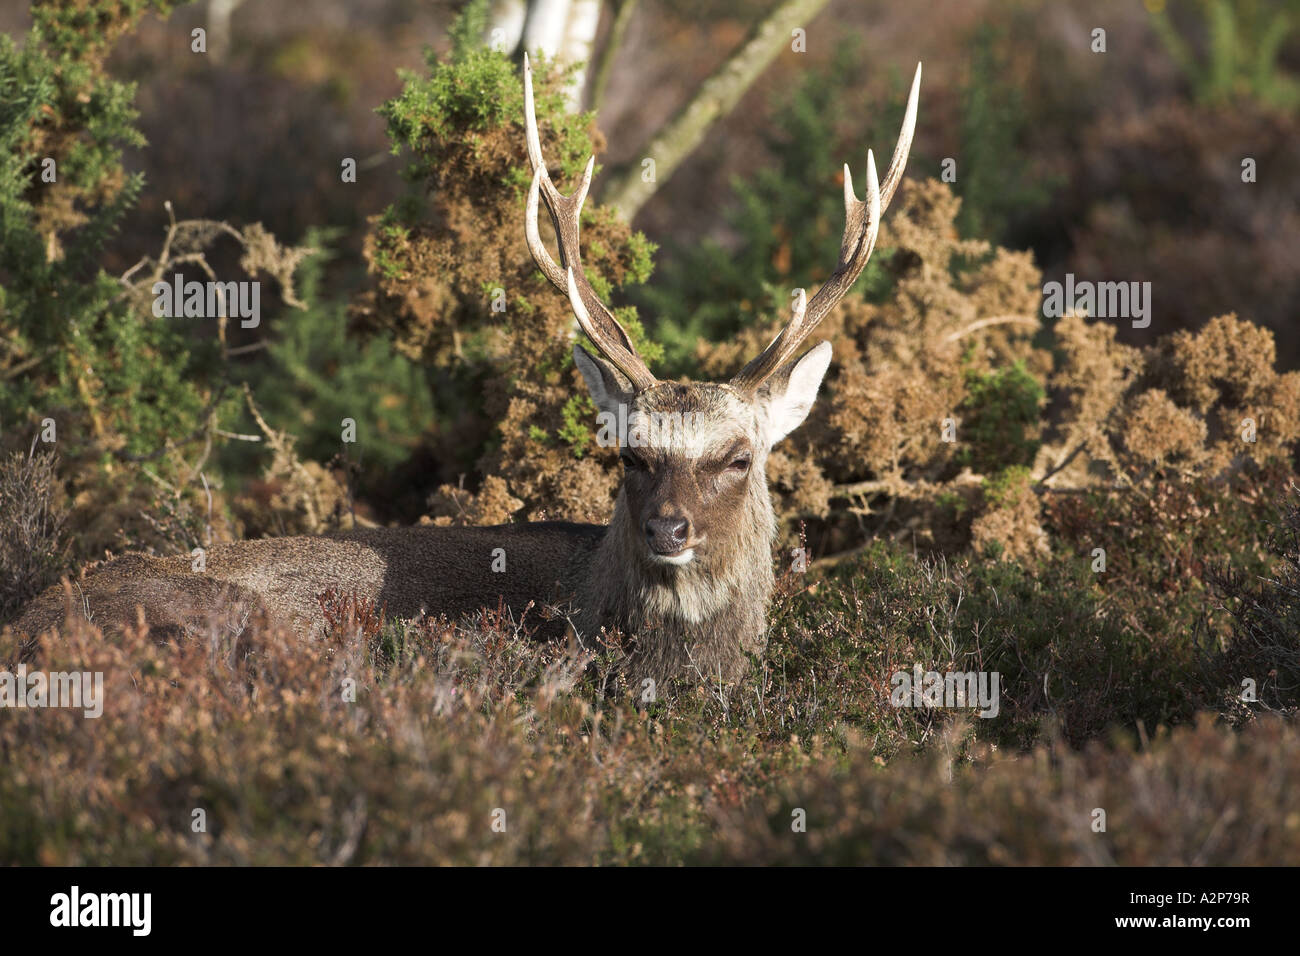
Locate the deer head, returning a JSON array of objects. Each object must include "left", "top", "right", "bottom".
[{"left": 523, "top": 55, "right": 919, "bottom": 574}]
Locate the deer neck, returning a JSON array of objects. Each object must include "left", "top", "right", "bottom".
[{"left": 579, "top": 473, "right": 777, "bottom": 683}]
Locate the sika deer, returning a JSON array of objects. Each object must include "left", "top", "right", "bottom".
[{"left": 15, "top": 56, "right": 920, "bottom": 690}]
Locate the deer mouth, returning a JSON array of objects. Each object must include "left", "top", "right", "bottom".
[
  {"left": 651, "top": 548, "right": 695, "bottom": 566},
  {"left": 648, "top": 539, "right": 704, "bottom": 566}
]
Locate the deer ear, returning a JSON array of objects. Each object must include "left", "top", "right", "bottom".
[
  {"left": 758, "top": 341, "right": 832, "bottom": 447},
  {"left": 574, "top": 344, "right": 634, "bottom": 418}
]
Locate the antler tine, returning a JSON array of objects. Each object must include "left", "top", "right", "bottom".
[
  {"left": 880, "top": 62, "right": 921, "bottom": 211},
  {"left": 731, "top": 62, "right": 921, "bottom": 395},
  {"left": 522, "top": 54, "right": 657, "bottom": 392}
]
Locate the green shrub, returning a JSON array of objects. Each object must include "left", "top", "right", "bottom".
[
  {"left": 0, "top": 3, "right": 209, "bottom": 471},
  {"left": 353, "top": 5, "right": 661, "bottom": 523},
  {"left": 957, "top": 360, "right": 1045, "bottom": 472},
  {"left": 233, "top": 230, "right": 434, "bottom": 477}
]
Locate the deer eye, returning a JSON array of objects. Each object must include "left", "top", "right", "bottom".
[{"left": 727, "top": 454, "right": 752, "bottom": 473}]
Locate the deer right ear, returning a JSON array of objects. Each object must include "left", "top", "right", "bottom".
[
  {"left": 574, "top": 344, "right": 634, "bottom": 418},
  {"left": 758, "top": 341, "right": 833, "bottom": 447}
]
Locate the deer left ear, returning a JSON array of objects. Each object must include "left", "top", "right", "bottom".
[
  {"left": 574, "top": 344, "right": 634, "bottom": 419},
  {"left": 758, "top": 341, "right": 833, "bottom": 447}
]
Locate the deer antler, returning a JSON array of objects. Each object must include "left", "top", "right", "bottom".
[
  {"left": 523, "top": 54, "right": 658, "bottom": 392},
  {"left": 730, "top": 63, "right": 922, "bottom": 395}
]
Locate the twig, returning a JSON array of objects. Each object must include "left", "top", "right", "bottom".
[
  {"left": 942, "top": 314, "right": 1040, "bottom": 344},
  {"left": 224, "top": 340, "right": 268, "bottom": 357},
  {"left": 1035, "top": 443, "right": 1085, "bottom": 486},
  {"left": 1, "top": 348, "right": 55, "bottom": 381}
]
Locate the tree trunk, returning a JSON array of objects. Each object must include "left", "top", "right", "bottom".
[{"left": 598, "top": 0, "right": 832, "bottom": 221}]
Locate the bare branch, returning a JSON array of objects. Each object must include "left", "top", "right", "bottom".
[{"left": 942, "top": 314, "right": 1040, "bottom": 344}]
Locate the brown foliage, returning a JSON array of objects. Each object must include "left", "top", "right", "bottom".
[
  {"left": 1051, "top": 312, "right": 1300, "bottom": 487},
  {"left": 351, "top": 77, "right": 650, "bottom": 523},
  {"left": 705, "top": 178, "right": 1051, "bottom": 555}
]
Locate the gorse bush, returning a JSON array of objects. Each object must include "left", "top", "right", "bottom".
[
  {"left": 0, "top": 2, "right": 221, "bottom": 560},
  {"left": 680, "top": 180, "right": 1300, "bottom": 568},
  {"left": 0, "top": 2, "right": 319, "bottom": 558},
  {"left": 0, "top": 1, "right": 201, "bottom": 467},
  {"left": 351, "top": 12, "right": 658, "bottom": 524},
  {"left": 692, "top": 176, "right": 1050, "bottom": 551}
]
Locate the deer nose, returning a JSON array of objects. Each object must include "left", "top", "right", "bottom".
[{"left": 645, "top": 516, "right": 690, "bottom": 555}]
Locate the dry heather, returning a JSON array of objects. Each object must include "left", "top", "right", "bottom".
[
  {"left": 6, "top": 470, "right": 1298, "bottom": 865},
  {"left": 0, "top": 447, "right": 69, "bottom": 624},
  {"left": 6, "top": 491, "right": 1300, "bottom": 865},
  {"left": 3, "top": 590, "right": 1298, "bottom": 865}
]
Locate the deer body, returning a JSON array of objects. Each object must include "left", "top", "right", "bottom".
[
  {"left": 16, "top": 522, "right": 602, "bottom": 641},
  {"left": 16, "top": 507, "right": 764, "bottom": 685},
  {"left": 15, "top": 58, "right": 921, "bottom": 690}
]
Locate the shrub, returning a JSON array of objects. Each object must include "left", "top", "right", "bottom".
[
  {"left": 350, "top": 12, "right": 659, "bottom": 524},
  {"left": 4, "top": 598, "right": 1297, "bottom": 865},
  {"left": 0, "top": 3, "right": 317, "bottom": 558},
  {"left": 0, "top": 2, "right": 207, "bottom": 485},
  {"left": 0, "top": 446, "right": 68, "bottom": 625}
]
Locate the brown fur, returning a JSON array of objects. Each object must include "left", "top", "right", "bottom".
[{"left": 15, "top": 523, "right": 601, "bottom": 647}]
